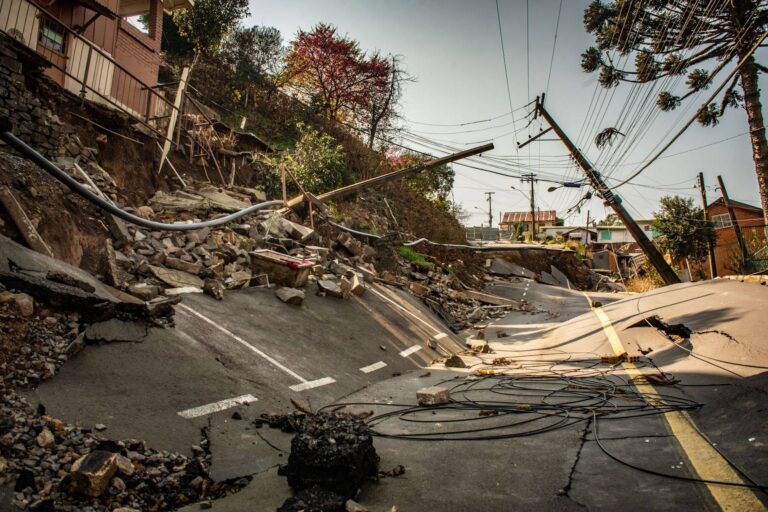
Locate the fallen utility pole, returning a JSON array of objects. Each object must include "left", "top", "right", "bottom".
[
  {"left": 697, "top": 172, "right": 717, "bottom": 278},
  {"left": 533, "top": 94, "right": 680, "bottom": 285},
  {"left": 717, "top": 175, "right": 749, "bottom": 264},
  {"left": 285, "top": 143, "right": 494, "bottom": 208}
]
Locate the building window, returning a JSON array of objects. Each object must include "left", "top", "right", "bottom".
[
  {"left": 600, "top": 230, "right": 611, "bottom": 241},
  {"left": 712, "top": 213, "right": 732, "bottom": 229},
  {"left": 39, "top": 16, "right": 67, "bottom": 54},
  {"left": 643, "top": 225, "right": 650, "bottom": 231}
]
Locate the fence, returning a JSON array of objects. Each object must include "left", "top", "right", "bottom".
[{"left": 0, "top": 0, "right": 175, "bottom": 141}]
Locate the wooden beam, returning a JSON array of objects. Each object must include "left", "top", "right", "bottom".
[
  {"left": 157, "top": 65, "right": 189, "bottom": 175},
  {"left": 0, "top": 187, "right": 54, "bottom": 258}
]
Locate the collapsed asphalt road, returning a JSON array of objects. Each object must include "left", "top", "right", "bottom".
[{"left": 11, "top": 277, "right": 768, "bottom": 511}]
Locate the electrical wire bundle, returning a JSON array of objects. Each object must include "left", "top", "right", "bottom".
[{"left": 357, "top": 371, "right": 700, "bottom": 442}]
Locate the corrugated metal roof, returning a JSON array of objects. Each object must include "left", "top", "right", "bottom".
[{"left": 500, "top": 210, "right": 557, "bottom": 224}]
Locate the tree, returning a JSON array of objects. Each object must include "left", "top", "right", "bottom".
[
  {"left": 276, "top": 123, "right": 350, "bottom": 194},
  {"left": 354, "top": 55, "right": 411, "bottom": 148},
  {"left": 653, "top": 195, "right": 715, "bottom": 262},
  {"left": 173, "top": 0, "right": 249, "bottom": 67},
  {"left": 597, "top": 213, "right": 623, "bottom": 226},
  {"left": 224, "top": 25, "right": 284, "bottom": 85},
  {"left": 581, "top": 0, "right": 768, "bottom": 222},
  {"left": 283, "top": 24, "right": 397, "bottom": 129},
  {"left": 387, "top": 151, "right": 455, "bottom": 203}
]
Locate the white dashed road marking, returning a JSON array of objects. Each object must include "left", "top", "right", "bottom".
[
  {"left": 360, "top": 361, "right": 387, "bottom": 373},
  {"left": 399, "top": 345, "right": 423, "bottom": 357},
  {"left": 289, "top": 377, "right": 336, "bottom": 392},
  {"left": 177, "top": 394, "right": 257, "bottom": 419},
  {"left": 433, "top": 332, "right": 448, "bottom": 340}
]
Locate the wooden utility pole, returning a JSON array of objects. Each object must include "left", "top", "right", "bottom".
[
  {"left": 585, "top": 210, "right": 591, "bottom": 245},
  {"left": 534, "top": 94, "right": 680, "bottom": 285},
  {"left": 697, "top": 172, "right": 717, "bottom": 278},
  {"left": 717, "top": 175, "right": 749, "bottom": 263},
  {"left": 158, "top": 66, "right": 189, "bottom": 174},
  {"left": 485, "top": 192, "right": 495, "bottom": 229},
  {"left": 520, "top": 174, "right": 537, "bottom": 239}
]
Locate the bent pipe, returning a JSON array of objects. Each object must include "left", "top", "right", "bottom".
[{"left": 0, "top": 119, "right": 284, "bottom": 231}]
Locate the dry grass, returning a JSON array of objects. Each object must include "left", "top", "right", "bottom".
[{"left": 625, "top": 277, "right": 660, "bottom": 293}]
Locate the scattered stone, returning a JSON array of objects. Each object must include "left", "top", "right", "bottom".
[
  {"left": 346, "top": 499, "right": 369, "bottom": 512},
  {"left": 128, "top": 283, "right": 160, "bottom": 301},
  {"left": 279, "top": 485, "right": 346, "bottom": 512},
  {"left": 165, "top": 256, "right": 203, "bottom": 275},
  {"left": 277, "top": 287, "right": 305, "bottom": 306},
  {"left": 0, "top": 292, "right": 34, "bottom": 316},
  {"left": 349, "top": 274, "right": 366, "bottom": 296},
  {"left": 115, "top": 454, "right": 135, "bottom": 476},
  {"left": 444, "top": 355, "right": 467, "bottom": 368},
  {"left": 94, "top": 423, "right": 107, "bottom": 431},
  {"left": 164, "top": 286, "right": 204, "bottom": 296},
  {"left": 70, "top": 450, "right": 119, "bottom": 497},
  {"left": 150, "top": 265, "right": 204, "bottom": 289},
  {"left": 203, "top": 278, "right": 225, "bottom": 300},
  {"left": 35, "top": 428, "right": 55, "bottom": 448},
  {"left": 417, "top": 386, "right": 450, "bottom": 406},
  {"left": 468, "top": 339, "right": 490, "bottom": 353},
  {"left": 317, "top": 279, "right": 344, "bottom": 298}
]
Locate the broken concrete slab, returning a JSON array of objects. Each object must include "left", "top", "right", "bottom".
[
  {"left": 84, "top": 319, "right": 148, "bottom": 343},
  {"left": 489, "top": 258, "right": 535, "bottom": 279},
  {"left": 550, "top": 265, "right": 572, "bottom": 289},
  {"left": 417, "top": 386, "right": 450, "bottom": 406},
  {"left": 149, "top": 265, "right": 204, "bottom": 289},
  {"left": 444, "top": 355, "right": 467, "bottom": 368},
  {"left": 538, "top": 271, "right": 562, "bottom": 287},
  {"left": 276, "top": 287, "right": 304, "bottom": 306},
  {"left": 461, "top": 289, "right": 520, "bottom": 307}
]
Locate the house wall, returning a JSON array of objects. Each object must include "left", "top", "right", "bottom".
[
  {"left": 708, "top": 203, "right": 766, "bottom": 276},
  {"left": 111, "top": 0, "right": 162, "bottom": 116},
  {"left": 0, "top": 32, "right": 64, "bottom": 156}
]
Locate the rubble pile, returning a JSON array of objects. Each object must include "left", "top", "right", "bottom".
[
  {"left": 269, "top": 412, "right": 378, "bottom": 510},
  {"left": 0, "top": 386, "right": 244, "bottom": 511},
  {"left": 0, "top": 292, "right": 83, "bottom": 388}
]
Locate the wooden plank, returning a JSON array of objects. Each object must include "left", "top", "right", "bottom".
[
  {"left": 157, "top": 65, "right": 189, "bottom": 174},
  {"left": 0, "top": 187, "right": 54, "bottom": 258}
]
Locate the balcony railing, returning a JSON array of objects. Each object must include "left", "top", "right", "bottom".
[{"left": 0, "top": 0, "right": 176, "bottom": 143}]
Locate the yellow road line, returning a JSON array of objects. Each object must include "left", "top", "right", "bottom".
[{"left": 588, "top": 299, "right": 765, "bottom": 511}]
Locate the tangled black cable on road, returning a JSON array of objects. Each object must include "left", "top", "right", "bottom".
[{"left": 356, "top": 372, "right": 700, "bottom": 442}]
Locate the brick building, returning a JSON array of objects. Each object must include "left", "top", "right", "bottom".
[
  {"left": 707, "top": 197, "right": 766, "bottom": 277},
  {"left": 0, "top": 0, "right": 189, "bottom": 121}
]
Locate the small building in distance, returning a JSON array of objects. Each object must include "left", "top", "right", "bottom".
[{"left": 499, "top": 210, "right": 559, "bottom": 240}]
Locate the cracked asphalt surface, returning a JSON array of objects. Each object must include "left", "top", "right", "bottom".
[{"left": 19, "top": 278, "right": 768, "bottom": 511}]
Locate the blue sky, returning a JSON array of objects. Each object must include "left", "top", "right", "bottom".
[{"left": 247, "top": 0, "right": 766, "bottom": 226}]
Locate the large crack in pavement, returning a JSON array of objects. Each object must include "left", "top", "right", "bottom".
[{"left": 558, "top": 417, "right": 592, "bottom": 511}]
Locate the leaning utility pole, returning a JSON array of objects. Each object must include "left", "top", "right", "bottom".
[
  {"left": 717, "top": 175, "right": 749, "bottom": 263},
  {"left": 485, "top": 192, "right": 496, "bottom": 229},
  {"left": 520, "top": 174, "right": 537, "bottom": 239},
  {"left": 533, "top": 94, "right": 680, "bottom": 285},
  {"left": 697, "top": 172, "right": 717, "bottom": 278},
  {"left": 585, "top": 210, "right": 591, "bottom": 245}
]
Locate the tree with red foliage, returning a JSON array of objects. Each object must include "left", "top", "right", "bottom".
[{"left": 284, "top": 23, "right": 407, "bottom": 146}]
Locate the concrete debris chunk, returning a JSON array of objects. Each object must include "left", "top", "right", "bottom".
[
  {"left": 417, "top": 386, "right": 450, "bottom": 406},
  {"left": 317, "top": 279, "right": 344, "bottom": 298},
  {"left": 276, "top": 287, "right": 305, "bottom": 306},
  {"left": 0, "top": 291, "right": 34, "bottom": 316},
  {"left": 444, "top": 355, "right": 467, "bottom": 368},
  {"left": 550, "top": 265, "right": 572, "bottom": 288},
  {"left": 149, "top": 265, "right": 204, "bottom": 289},
  {"left": 346, "top": 499, "right": 369, "bottom": 512},
  {"left": 263, "top": 215, "right": 314, "bottom": 242},
  {"left": 70, "top": 450, "right": 118, "bottom": 497},
  {"left": 115, "top": 454, "right": 135, "bottom": 477},
  {"left": 467, "top": 339, "right": 491, "bottom": 353},
  {"left": 164, "top": 286, "right": 204, "bottom": 296},
  {"left": 165, "top": 256, "right": 202, "bottom": 275},
  {"left": 204, "top": 278, "right": 225, "bottom": 300},
  {"left": 349, "top": 273, "right": 366, "bottom": 296},
  {"left": 128, "top": 283, "right": 160, "bottom": 301},
  {"left": 36, "top": 428, "right": 55, "bottom": 448}
]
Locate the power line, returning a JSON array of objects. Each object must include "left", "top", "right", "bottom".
[
  {"left": 495, "top": 0, "right": 518, "bottom": 150},
  {"left": 544, "top": 0, "right": 563, "bottom": 99}
]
